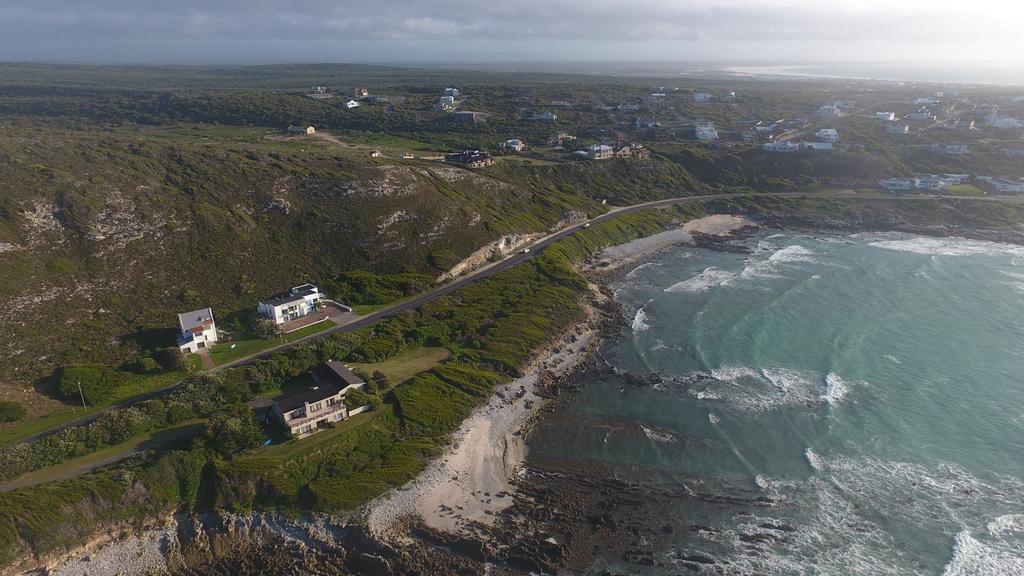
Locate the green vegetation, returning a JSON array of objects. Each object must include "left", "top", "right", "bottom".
[
  {"left": 349, "top": 346, "right": 450, "bottom": 386},
  {"left": 208, "top": 319, "right": 336, "bottom": 366},
  {"left": 0, "top": 403, "right": 25, "bottom": 423},
  {"left": 57, "top": 365, "right": 129, "bottom": 405},
  {"left": 326, "top": 271, "right": 435, "bottom": 306}
]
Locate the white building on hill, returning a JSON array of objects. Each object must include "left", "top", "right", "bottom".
[
  {"left": 258, "top": 284, "right": 323, "bottom": 326},
  {"left": 177, "top": 308, "right": 218, "bottom": 353}
]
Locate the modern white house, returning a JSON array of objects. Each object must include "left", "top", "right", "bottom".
[
  {"left": 501, "top": 139, "right": 525, "bottom": 152},
  {"left": 801, "top": 141, "right": 834, "bottom": 151},
  {"left": 287, "top": 125, "right": 316, "bottom": 135},
  {"left": 762, "top": 141, "right": 801, "bottom": 153},
  {"left": 988, "top": 178, "right": 1024, "bottom": 193},
  {"left": 257, "top": 284, "right": 323, "bottom": 326},
  {"left": 875, "top": 112, "right": 896, "bottom": 122},
  {"left": 879, "top": 178, "right": 915, "bottom": 192},
  {"left": 816, "top": 128, "right": 839, "bottom": 142},
  {"left": 443, "top": 87, "right": 460, "bottom": 98},
  {"left": 344, "top": 100, "right": 360, "bottom": 109},
  {"left": 177, "top": 308, "right": 218, "bottom": 353},
  {"left": 271, "top": 361, "right": 367, "bottom": 438},
  {"left": 815, "top": 104, "right": 842, "bottom": 117}
]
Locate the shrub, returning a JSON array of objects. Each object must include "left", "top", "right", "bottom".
[
  {"left": 57, "top": 365, "right": 128, "bottom": 405},
  {"left": 0, "top": 401, "right": 26, "bottom": 423},
  {"left": 252, "top": 318, "right": 281, "bottom": 340}
]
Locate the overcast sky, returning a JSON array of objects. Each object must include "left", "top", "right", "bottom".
[{"left": 1, "top": 0, "right": 1021, "bottom": 64}]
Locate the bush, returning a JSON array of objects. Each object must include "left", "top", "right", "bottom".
[
  {"left": 0, "top": 401, "right": 26, "bottom": 423},
  {"left": 131, "top": 356, "right": 161, "bottom": 374},
  {"left": 57, "top": 365, "right": 128, "bottom": 405},
  {"left": 252, "top": 318, "right": 281, "bottom": 340}
]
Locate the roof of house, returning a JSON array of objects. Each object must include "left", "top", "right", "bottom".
[
  {"left": 260, "top": 284, "right": 319, "bottom": 308},
  {"left": 178, "top": 308, "right": 214, "bottom": 332},
  {"left": 313, "top": 361, "right": 365, "bottom": 388},
  {"left": 273, "top": 380, "right": 347, "bottom": 413}
]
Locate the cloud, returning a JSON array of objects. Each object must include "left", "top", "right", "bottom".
[{"left": 0, "top": 0, "right": 1020, "bottom": 63}]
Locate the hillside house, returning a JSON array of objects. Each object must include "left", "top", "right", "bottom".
[
  {"left": 353, "top": 87, "right": 369, "bottom": 98},
  {"left": 695, "top": 120, "right": 719, "bottom": 141},
  {"left": 762, "top": 141, "right": 801, "bottom": 153},
  {"left": 402, "top": 152, "right": 415, "bottom": 159},
  {"left": 909, "top": 110, "right": 934, "bottom": 121},
  {"left": 287, "top": 125, "right": 316, "bottom": 135},
  {"left": 453, "top": 111, "right": 487, "bottom": 124},
  {"left": 986, "top": 178, "right": 1024, "bottom": 193},
  {"left": 344, "top": 100, "right": 360, "bottom": 109},
  {"left": 527, "top": 111, "right": 558, "bottom": 122},
  {"left": 932, "top": 143, "right": 970, "bottom": 156},
  {"left": 271, "top": 361, "right": 367, "bottom": 438},
  {"left": 721, "top": 90, "right": 737, "bottom": 102},
  {"left": 177, "top": 308, "right": 218, "bottom": 353},
  {"left": 693, "top": 92, "right": 711, "bottom": 103},
  {"left": 635, "top": 117, "right": 660, "bottom": 130},
  {"left": 501, "top": 139, "right": 525, "bottom": 152},
  {"left": 444, "top": 150, "right": 494, "bottom": 168},
  {"left": 801, "top": 141, "right": 834, "bottom": 151},
  {"left": 886, "top": 123, "right": 910, "bottom": 135},
  {"left": 258, "top": 284, "right": 323, "bottom": 326},
  {"left": 879, "top": 178, "right": 914, "bottom": 192},
  {"left": 587, "top": 144, "right": 615, "bottom": 159},
  {"left": 816, "top": 128, "right": 839, "bottom": 142},
  {"left": 444, "top": 87, "right": 460, "bottom": 98},
  {"left": 370, "top": 150, "right": 382, "bottom": 158},
  {"left": 435, "top": 95, "right": 456, "bottom": 111},
  {"left": 815, "top": 104, "right": 842, "bottom": 117},
  {"left": 875, "top": 112, "right": 896, "bottom": 122}
]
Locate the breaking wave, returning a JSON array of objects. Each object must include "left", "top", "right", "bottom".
[
  {"left": 664, "top": 267, "right": 736, "bottom": 293},
  {"left": 942, "top": 530, "right": 1024, "bottom": 576},
  {"left": 697, "top": 366, "right": 864, "bottom": 412},
  {"left": 639, "top": 424, "right": 677, "bottom": 443},
  {"left": 870, "top": 236, "right": 1024, "bottom": 258},
  {"left": 821, "top": 372, "right": 849, "bottom": 405},
  {"left": 804, "top": 447, "right": 823, "bottom": 471},
  {"left": 630, "top": 308, "right": 650, "bottom": 332}
]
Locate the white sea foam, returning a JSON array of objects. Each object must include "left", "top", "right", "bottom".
[
  {"left": 694, "top": 390, "right": 721, "bottom": 400},
  {"left": 987, "top": 514, "right": 1024, "bottom": 537},
  {"left": 804, "top": 447, "right": 823, "bottom": 471},
  {"left": 821, "top": 372, "right": 849, "bottom": 405},
  {"left": 663, "top": 267, "right": 737, "bottom": 293},
  {"left": 871, "top": 236, "right": 1024, "bottom": 258},
  {"left": 769, "top": 244, "right": 816, "bottom": 263},
  {"left": 942, "top": 529, "right": 1024, "bottom": 576},
  {"left": 639, "top": 424, "right": 676, "bottom": 443},
  {"left": 624, "top": 262, "right": 658, "bottom": 280},
  {"left": 630, "top": 308, "right": 650, "bottom": 332},
  {"left": 753, "top": 474, "right": 770, "bottom": 489},
  {"left": 884, "top": 354, "right": 902, "bottom": 365},
  {"left": 708, "top": 413, "right": 720, "bottom": 424}
]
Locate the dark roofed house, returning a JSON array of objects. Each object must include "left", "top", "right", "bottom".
[
  {"left": 443, "top": 149, "right": 494, "bottom": 168},
  {"left": 271, "top": 361, "right": 367, "bottom": 437}
]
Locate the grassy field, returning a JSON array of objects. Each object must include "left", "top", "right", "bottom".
[
  {"left": 349, "top": 346, "right": 450, "bottom": 385},
  {"left": 208, "top": 320, "right": 337, "bottom": 366},
  {"left": 0, "top": 370, "right": 189, "bottom": 447},
  {"left": 945, "top": 184, "right": 987, "bottom": 196}
]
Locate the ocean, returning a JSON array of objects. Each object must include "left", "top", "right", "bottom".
[
  {"left": 724, "top": 62, "right": 1024, "bottom": 86},
  {"left": 527, "top": 230, "right": 1024, "bottom": 574}
]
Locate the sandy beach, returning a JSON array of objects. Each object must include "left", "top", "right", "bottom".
[
  {"left": 365, "top": 214, "right": 755, "bottom": 539},
  {"left": 365, "top": 294, "right": 603, "bottom": 538},
  {"left": 592, "top": 214, "right": 755, "bottom": 272}
]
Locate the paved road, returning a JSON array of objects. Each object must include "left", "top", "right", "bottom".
[{"left": 14, "top": 191, "right": 1022, "bottom": 446}]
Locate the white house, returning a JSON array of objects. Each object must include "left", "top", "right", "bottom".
[
  {"left": 875, "top": 112, "right": 896, "bottom": 122},
  {"left": 763, "top": 141, "right": 801, "bottom": 153},
  {"left": 815, "top": 104, "right": 842, "bottom": 117},
  {"left": 695, "top": 120, "right": 718, "bottom": 141},
  {"left": 588, "top": 144, "right": 614, "bottom": 159},
  {"left": 258, "top": 284, "right": 323, "bottom": 326},
  {"left": 271, "top": 361, "right": 366, "bottom": 438},
  {"left": 635, "top": 117, "right": 659, "bottom": 129},
  {"left": 287, "top": 125, "right": 316, "bottom": 135},
  {"left": 502, "top": 139, "right": 525, "bottom": 152},
  {"left": 344, "top": 100, "right": 360, "bottom": 109},
  {"left": 443, "top": 87, "right": 460, "bottom": 98},
  {"left": 989, "top": 178, "right": 1024, "bottom": 193},
  {"left": 693, "top": 92, "right": 711, "bottom": 103},
  {"left": 801, "top": 141, "right": 834, "bottom": 151},
  {"left": 932, "top": 143, "right": 970, "bottom": 156},
  {"left": 177, "top": 308, "right": 218, "bottom": 353},
  {"left": 879, "top": 178, "right": 914, "bottom": 191},
  {"left": 816, "top": 128, "right": 839, "bottom": 142},
  {"left": 886, "top": 123, "right": 910, "bottom": 135}
]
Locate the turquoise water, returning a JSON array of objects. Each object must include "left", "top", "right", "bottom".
[{"left": 529, "top": 231, "right": 1024, "bottom": 575}]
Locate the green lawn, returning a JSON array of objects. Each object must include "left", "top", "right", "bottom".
[
  {"left": 208, "top": 319, "right": 337, "bottom": 366},
  {"left": 0, "top": 370, "right": 189, "bottom": 447},
  {"left": 349, "top": 346, "right": 450, "bottom": 385},
  {"left": 256, "top": 409, "right": 380, "bottom": 462},
  {"left": 945, "top": 184, "right": 987, "bottom": 196}
]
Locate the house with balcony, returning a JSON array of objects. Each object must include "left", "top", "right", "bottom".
[
  {"left": 271, "top": 361, "right": 367, "bottom": 438},
  {"left": 177, "top": 307, "right": 218, "bottom": 353},
  {"left": 258, "top": 284, "right": 323, "bottom": 326}
]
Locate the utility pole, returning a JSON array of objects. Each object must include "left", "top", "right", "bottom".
[{"left": 77, "top": 379, "right": 87, "bottom": 410}]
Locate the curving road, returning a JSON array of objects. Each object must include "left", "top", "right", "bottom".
[{"left": 14, "top": 191, "right": 1022, "bottom": 446}]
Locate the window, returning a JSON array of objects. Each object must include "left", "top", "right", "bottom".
[
  {"left": 309, "top": 402, "right": 322, "bottom": 412},
  {"left": 291, "top": 409, "right": 304, "bottom": 419}
]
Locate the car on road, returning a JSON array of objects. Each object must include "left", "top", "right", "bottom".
[
  {"left": 521, "top": 248, "right": 530, "bottom": 253},
  {"left": 582, "top": 223, "right": 591, "bottom": 228}
]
